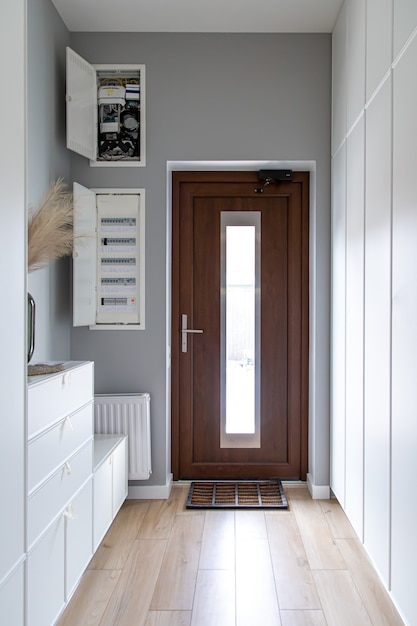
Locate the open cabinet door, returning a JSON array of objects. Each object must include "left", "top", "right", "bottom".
[
  {"left": 73, "top": 182, "right": 97, "bottom": 326},
  {"left": 66, "top": 47, "right": 97, "bottom": 161}
]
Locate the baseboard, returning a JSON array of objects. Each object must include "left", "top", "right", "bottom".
[
  {"left": 127, "top": 473, "right": 173, "bottom": 499},
  {"left": 306, "top": 473, "right": 331, "bottom": 499}
]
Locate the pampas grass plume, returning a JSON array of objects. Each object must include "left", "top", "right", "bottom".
[{"left": 28, "top": 179, "right": 74, "bottom": 272}]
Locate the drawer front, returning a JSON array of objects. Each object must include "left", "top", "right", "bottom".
[
  {"left": 93, "top": 457, "right": 113, "bottom": 551},
  {"left": 27, "top": 516, "right": 65, "bottom": 626},
  {"left": 65, "top": 478, "right": 93, "bottom": 600},
  {"left": 28, "top": 403, "right": 93, "bottom": 493},
  {"left": 28, "top": 362, "right": 93, "bottom": 437},
  {"left": 27, "top": 441, "right": 93, "bottom": 548}
]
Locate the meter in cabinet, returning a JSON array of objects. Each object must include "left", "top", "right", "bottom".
[
  {"left": 73, "top": 183, "right": 145, "bottom": 329},
  {"left": 66, "top": 47, "right": 145, "bottom": 167}
]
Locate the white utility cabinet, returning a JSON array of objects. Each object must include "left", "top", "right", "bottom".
[
  {"left": 73, "top": 183, "right": 145, "bottom": 330},
  {"left": 27, "top": 361, "right": 94, "bottom": 626},
  {"left": 66, "top": 47, "right": 145, "bottom": 166},
  {"left": 26, "top": 361, "right": 128, "bottom": 625}
]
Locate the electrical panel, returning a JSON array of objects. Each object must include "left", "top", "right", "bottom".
[
  {"left": 73, "top": 183, "right": 145, "bottom": 329},
  {"left": 66, "top": 48, "right": 145, "bottom": 167}
]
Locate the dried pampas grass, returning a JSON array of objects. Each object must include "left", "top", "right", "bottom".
[{"left": 28, "top": 179, "right": 74, "bottom": 273}]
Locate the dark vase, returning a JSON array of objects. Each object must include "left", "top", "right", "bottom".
[{"left": 27, "top": 293, "right": 35, "bottom": 363}]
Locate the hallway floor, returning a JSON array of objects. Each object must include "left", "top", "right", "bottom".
[{"left": 57, "top": 484, "right": 404, "bottom": 626}]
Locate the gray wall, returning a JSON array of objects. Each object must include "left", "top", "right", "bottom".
[
  {"left": 27, "top": 0, "right": 71, "bottom": 361},
  {"left": 69, "top": 32, "right": 332, "bottom": 488}
]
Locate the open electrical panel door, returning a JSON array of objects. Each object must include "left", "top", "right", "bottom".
[
  {"left": 66, "top": 49, "right": 97, "bottom": 161},
  {"left": 73, "top": 183, "right": 145, "bottom": 329},
  {"left": 73, "top": 182, "right": 97, "bottom": 325},
  {"left": 66, "top": 47, "right": 145, "bottom": 166}
]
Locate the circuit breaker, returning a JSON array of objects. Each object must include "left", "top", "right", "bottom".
[
  {"left": 66, "top": 48, "right": 145, "bottom": 166},
  {"left": 72, "top": 183, "right": 145, "bottom": 329}
]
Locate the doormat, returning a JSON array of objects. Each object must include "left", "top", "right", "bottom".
[{"left": 186, "top": 480, "right": 288, "bottom": 510}]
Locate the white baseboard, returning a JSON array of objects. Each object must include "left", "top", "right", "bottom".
[
  {"left": 127, "top": 473, "right": 173, "bottom": 499},
  {"left": 307, "top": 473, "right": 331, "bottom": 499}
]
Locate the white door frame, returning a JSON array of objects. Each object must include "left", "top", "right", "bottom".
[{"left": 165, "top": 160, "right": 330, "bottom": 499}]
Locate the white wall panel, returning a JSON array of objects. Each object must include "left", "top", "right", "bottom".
[
  {"left": 345, "top": 116, "right": 365, "bottom": 539},
  {"left": 332, "top": 2, "right": 347, "bottom": 155},
  {"left": 346, "top": 0, "right": 366, "bottom": 130},
  {"left": 331, "top": 144, "right": 347, "bottom": 505},
  {"left": 0, "top": 0, "right": 26, "bottom": 582},
  {"left": 364, "top": 77, "right": 392, "bottom": 586},
  {"left": 394, "top": 0, "right": 417, "bottom": 57},
  {"left": 391, "top": 33, "right": 417, "bottom": 624},
  {"left": 366, "top": 0, "right": 392, "bottom": 99}
]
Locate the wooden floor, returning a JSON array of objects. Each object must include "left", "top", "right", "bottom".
[{"left": 57, "top": 484, "right": 405, "bottom": 626}]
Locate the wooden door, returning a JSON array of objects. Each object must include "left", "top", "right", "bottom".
[{"left": 171, "top": 171, "right": 309, "bottom": 480}]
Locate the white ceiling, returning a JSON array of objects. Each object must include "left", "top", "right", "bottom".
[{"left": 50, "top": 0, "right": 343, "bottom": 33}]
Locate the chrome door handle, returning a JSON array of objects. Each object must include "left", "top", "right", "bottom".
[{"left": 181, "top": 314, "right": 203, "bottom": 353}]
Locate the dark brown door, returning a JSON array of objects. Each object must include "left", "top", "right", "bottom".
[{"left": 171, "top": 171, "right": 309, "bottom": 480}]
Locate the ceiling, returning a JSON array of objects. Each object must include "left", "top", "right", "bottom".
[{"left": 50, "top": 0, "right": 343, "bottom": 33}]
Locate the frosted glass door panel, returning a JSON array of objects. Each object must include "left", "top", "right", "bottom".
[{"left": 220, "top": 213, "right": 260, "bottom": 449}]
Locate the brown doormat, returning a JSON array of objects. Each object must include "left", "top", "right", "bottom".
[{"left": 186, "top": 480, "right": 288, "bottom": 510}]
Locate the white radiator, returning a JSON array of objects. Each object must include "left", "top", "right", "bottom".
[{"left": 94, "top": 393, "right": 152, "bottom": 480}]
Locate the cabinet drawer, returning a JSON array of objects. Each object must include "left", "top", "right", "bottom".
[
  {"left": 27, "top": 516, "right": 65, "bottom": 626},
  {"left": 27, "top": 441, "right": 93, "bottom": 548},
  {"left": 28, "top": 403, "right": 93, "bottom": 493},
  {"left": 66, "top": 478, "right": 93, "bottom": 600},
  {"left": 93, "top": 454, "right": 113, "bottom": 551},
  {"left": 28, "top": 362, "right": 93, "bottom": 437}
]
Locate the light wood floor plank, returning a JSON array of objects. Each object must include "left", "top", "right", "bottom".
[
  {"left": 190, "top": 569, "right": 235, "bottom": 626},
  {"left": 319, "top": 499, "right": 357, "bottom": 539},
  {"left": 172, "top": 484, "right": 201, "bottom": 516},
  {"left": 58, "top": 486, "right": 405, "bottom": 626},
  {"left": 313, "top": 570, "right": 372, "bottom": 626},
  {"left": 284, "top": 486, "right": 311, "bottom": 501},
  {"left": 290, "top": 498, "right": 347, "bottom": 570},
  {"left": 235, "top": 509, "right": 267, "bottom": 540},
  {"left": 99, "top": 539, "right": 167, "bottom": 626},
  {"left": 266, "top": 512, "right": 322, "bottom": 610},
  {"left": 199, "top": 510, "right": 235, "bottom": 570},
  {"left": 236, "top": 537, "right": 281, "bottom": 626},
  {"left": 280, "top": 610, "right": 327, "bottom": 626},
  {"left": 336, "top": 538, "right": 405, "bottom": 626},
  {"left": 89, "top": 499, "right": 150, "bottom": 570},
  {"left": 137, "top": 487, "right": 184, "bottom": 539},
  {"left": 150, "top": 514, "right": 205, "bottom": 610},
  {"left": 145, "top": 611, "right": 192, "bottom": 626},
  {"left": 57, "top": 569, "right": 121, "bottom": 626}
]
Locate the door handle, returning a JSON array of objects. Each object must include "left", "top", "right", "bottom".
[{"left": 181, "top": 314, "right": 203, "bottom": 353}]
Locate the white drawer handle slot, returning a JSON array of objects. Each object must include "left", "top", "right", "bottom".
[
  {"left": 63, "top": 372, "right": 72, "bottom": 386},
  {"left": 64, "top": 504, "right": 75, "bottom": 519},
  {"left": 64, "top": 462, "right": 72, "bottom": 476},
  {"left": 64, "top": 415, "right": 74, "bottom": 431}
]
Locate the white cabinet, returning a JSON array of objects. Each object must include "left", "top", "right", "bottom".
[
  {"left": 73, "top": 184, "right": 145, "bottom": 330},
  {"left": 26, "top": 361, "right": 129, "bottom": 625},
  {"left": 66, "top": 47, "right": 145, "bottom": 167},
  {"left": 93, "top": 435, "right": 128, "bottom": 550},
  {"left": 27, "top": 361, "right": 94, "bottom": 626}
]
